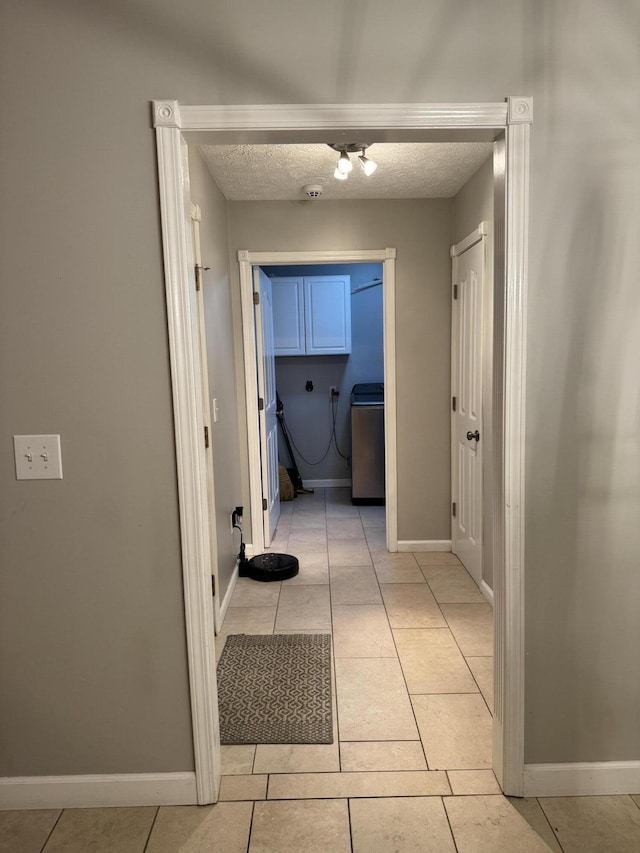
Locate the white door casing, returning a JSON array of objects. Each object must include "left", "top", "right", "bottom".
[
  {"left": 239, "top": 249, "right": 398, "bottom": 557},
  {"left": 155, "top": 127, "right": 220, "bottom": 805},
  {"left": 191, "top": 204, "right": 222, "bottom": 631},
  {"left": 153, "top": 98, "right": 532, "bottom": 804},
  {"left": 254, "top": 268, "right": 281, "bottom": 546},
  {"left": 451, "top": 226, "right": 487, "bottom": 586}
]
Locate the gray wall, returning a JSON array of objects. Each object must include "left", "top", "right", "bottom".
[
  {"left": 452, "top": 156, "right": 495, "bottom": 589},
  {"left": 0, "top": 1, "right": 197, "bottom": 776},
  {"left": 1, "top": 0, "right": 639, "bottom": 778},
  {"left": 229, "top": 200, "right": 454, "bottom": 542},
  {"left": 263, "top": 263, "right": 383, "bottom": 483},
  {"left": 188, "top": 149, "right": 244, "bottom": 605},
  {"left": 523, "top": 1, "right": 640, "bottom": 763}
]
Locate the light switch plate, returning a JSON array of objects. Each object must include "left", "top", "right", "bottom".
[{"left": 14, "top": 435, "right": 63, "bottom": 480}]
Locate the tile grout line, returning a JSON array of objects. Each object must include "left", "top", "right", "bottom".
[
  {"left": 141, "top": 806, "right": 160, "bottom": 853},
  {"left": 245, "top": 800, "right": 256, "bottom": 853},
  {"left": 38, "top": 808, "right": 65, "bottom": 853},
  {"left": 347, "top": 797, "right": 355, "bottom": 853},
  {"left": 327, "top": 490, "right": 345, "bottom": 774},
  {"left": 535, "top": 796, "right": 568, "bottom": 853},
  {"left": 441, "top": 795, "right": 462, "bottom": 853},
  {"left": 382, "top": 552, "right": 434, "bottom": 774}
]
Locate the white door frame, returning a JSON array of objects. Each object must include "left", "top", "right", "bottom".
[
  {"left": 238, "top": 250, "right": 398, "bottom": 556},
  {"left": 153, "top": 97, "right": 532, "bottom": 801}
]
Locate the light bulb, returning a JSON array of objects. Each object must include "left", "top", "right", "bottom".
[
  {"left": 359, "top": 153, "right": 377, "bottom": 176},
  {"left": 334, "top": 166, "right": 348, "bottom": 180},
  {"left": 337, "top": 150, "right": 353, "bottom": 174}
]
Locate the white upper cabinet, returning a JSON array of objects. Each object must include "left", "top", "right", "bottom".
[
  {"left": 271, "top": 277, "right": 305, "bottom": 355},
  {"left": 271, "top": 275, "right": 351, "bottom": 356}
]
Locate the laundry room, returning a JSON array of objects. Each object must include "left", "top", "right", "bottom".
[{"left": 260, "top": 262, "right": 384, "bottom": 495}]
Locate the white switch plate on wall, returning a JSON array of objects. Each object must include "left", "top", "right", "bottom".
[{"left": 14, "top": 435, "right": 63, "bottom": 480}]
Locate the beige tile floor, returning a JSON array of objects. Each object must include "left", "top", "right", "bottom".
[{"left": 3, "top": 488, "right": 640, "bottom": 852}]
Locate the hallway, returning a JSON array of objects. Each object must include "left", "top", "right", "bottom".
[{"left": 219, "top": 486, "right": 495, "bottom": 780}]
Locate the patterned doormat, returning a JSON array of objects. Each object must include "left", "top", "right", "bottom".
[{"left": 217, "top": 633, "right": 333, "bottom": 744}]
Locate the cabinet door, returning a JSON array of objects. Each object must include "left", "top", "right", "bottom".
[
  {"left": 271, "top": 277, "right": 305, "bottom": 356},
  {"left": 304, "top": 276, "right": 351, "bottom": 354}
]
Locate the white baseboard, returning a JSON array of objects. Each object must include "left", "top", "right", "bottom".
[
  {"left": 481, "top": 579, "right": 494, "bottom": 605},
  {"left": 524, "top": 761, "right": 640, "bottom": 797},
  {"left": 218, "top": 560, "right": 239, "bottom": 627},
  {"left": 397, "top": 540, "right": 452, "bottom": 552},
  {"left": 304, "top": 479, "right": 352, "bottom": 488},
  {"left": 0, "top": 772, "right": 197, "bottom": 810}
]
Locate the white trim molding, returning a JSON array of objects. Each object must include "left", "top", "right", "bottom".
[
  {"left": 0, "top": 772, "right": 197, "bottom": 810},
  {"left": 237, "top": 247, "right": 398, "bottom": 556},
  {"left": 524, "top": 762, "right": 640, "bottom": 797},
  {"left": 155, "top": 126, "right": 220, "bottom": 804},
  {"left": 161, "top": 102, "right": 511, "bottom": 134},
  {"left": 382, "top": 248, "right": 398, "bottom": 553},
  {"left": 481, "top": 579, "right": 495, "bottom": 606},
  {"left": 495, "top": 92, "right": 532, "bottom": 797},
  {"left": 153, "top": 98, "right": 532, "bottom": 801},
  {"left": 450, "top": 221, "right": 489, "bottom": 259},
  {"left": 218, "top": 561, "right": 239, "bottom": 627},
  {"left": 397, "top": 540, "right": 452, "bottom": 552}
]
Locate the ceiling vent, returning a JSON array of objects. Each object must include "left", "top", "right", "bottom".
[{"left": 302, "top": 184, "right": 323, "bottom": 199}]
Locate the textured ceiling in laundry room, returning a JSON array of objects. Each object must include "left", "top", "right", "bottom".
[{"left": 198, "top": 142, "right": 494, "bottom": 201}]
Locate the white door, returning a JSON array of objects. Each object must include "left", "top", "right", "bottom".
[
  {"left": 451, "top": 233, "right": 485, "bottom": 585},
  {"left": 191, "top": 205, "right": 221, "bottom": 630},
  {"left": 254, "top": 267, "right": 281, "bottom": 546}
]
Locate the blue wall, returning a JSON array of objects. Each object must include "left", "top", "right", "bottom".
[{"left": 262, "top": 263, "right": 383, "bottom": 483}]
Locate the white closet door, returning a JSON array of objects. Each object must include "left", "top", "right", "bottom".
[{"left": 451, "top": 237, "right": 484, "bottom": 585}]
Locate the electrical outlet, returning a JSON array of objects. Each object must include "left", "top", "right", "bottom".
[{"left": 329, "top": 386, "right": 338, "bottom": 398}]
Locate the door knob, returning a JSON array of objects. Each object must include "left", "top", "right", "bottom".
[{"left": 466, "top": 430, "right": 480, "bottom": 441}]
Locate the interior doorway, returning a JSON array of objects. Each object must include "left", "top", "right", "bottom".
[
  {"left": 238, "top": 249, "right": 398, "bottom": 557},
  {"left": 266, "top": 262, "right": 384, "bottom": 493},
  {"left": 153, "top": 98, "right": 532, "bottom": 803}
]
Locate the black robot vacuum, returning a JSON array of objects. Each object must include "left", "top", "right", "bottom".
[{"left": 239, "top": 552, "right": 299, "bottom": 582}]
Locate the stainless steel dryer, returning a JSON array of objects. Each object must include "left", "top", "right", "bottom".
[{"left": 350, "top": 383, "right": 385, "bottom": 504}]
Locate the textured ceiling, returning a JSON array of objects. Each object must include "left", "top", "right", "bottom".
[{"left": 198, "top": 142, "right": 493, "bottom": 201}]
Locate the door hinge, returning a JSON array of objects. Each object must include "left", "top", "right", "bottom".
[
  {"left": 194, "top": 264, "right": 210, "bottom": 291},
  {"left": 258, "top": 397, "right": 264, "bottom": 411},
  {"left": 452, "top": 501, "right": 457, "bottom": 517},
  {"left": 211, "top": 575, "right": 216, "bottom": 596},
  {"left": 452, "top": 396, "right": 457, "bottom": 412},
  {"left": 204, "top": 425, "right": 210, "bottom": 449},
  {"left": 262, "top": 498, "right": 268, "bottom": 511},
  {"left": 253, "top": 291, "right": 260, "bottom": 305},
  {"left": 453, "top": 284, "right": 458, "bottom": 300}
]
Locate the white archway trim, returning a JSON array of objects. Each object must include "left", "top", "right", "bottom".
[
  {"left": 155, "top": 127, "right": 220, "bottom": 805},
  {"left": 237, "top": 248, "right": 398, "bottom": 556},
  {"left": 153, "top": 97, "right": 532, "bottom": 801}
]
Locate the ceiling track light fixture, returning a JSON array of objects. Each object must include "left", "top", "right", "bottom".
[{"left": 328, "top": 143, "right": 377, "bottom": 180}]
